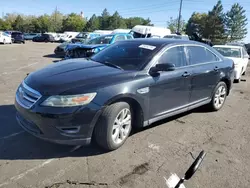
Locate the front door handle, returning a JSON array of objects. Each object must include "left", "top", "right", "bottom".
[
  {"left": 182, "top": 72, "right": 191, "bottom": 77},
  {"left": 214, "top": 66, "right": 219, "bottom": 71}
]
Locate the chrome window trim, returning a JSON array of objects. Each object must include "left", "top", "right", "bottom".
[{"left": 146, "top": 43, "right": 222, "bottom": 74}]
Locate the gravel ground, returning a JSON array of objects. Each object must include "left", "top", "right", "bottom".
[{"left": 0, "top": 41, "right": 249, "bottom": 188}]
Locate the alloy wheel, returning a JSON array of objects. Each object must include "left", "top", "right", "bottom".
[
  {"left": 112, "top": 108, "right": 131, "bottom": 145},
  {"left": 214, "top": 85, "right": 226, "bottom": 109}
]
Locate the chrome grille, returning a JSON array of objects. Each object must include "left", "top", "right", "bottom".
[{"left": 16, "top": 82, "right": 41, "bottom": 109}]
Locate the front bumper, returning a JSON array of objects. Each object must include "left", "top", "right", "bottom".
[{"left": 15, "top": 98, "right": 102, "bottom": 146}]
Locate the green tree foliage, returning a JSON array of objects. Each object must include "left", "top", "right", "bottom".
[
  {"left": 100, "top": 8, "right": 110, "bottom": 30},
  {"left": 84, "top": 14, "right": 100, "bottom": 31},
  {"left": 186, "top": 0, "right": 248, "bottom": 43},
  {"left": 205, "top": 0, "right": 226, "bottom": 44},
  {"left": 186, "top": 12, "right": 208, "bottom": 39},
  {"left": 0, "top": 18, "right": 12, "bottom": 30},
  {"left": 62, "top": 13, "right": 86, "bottom": 32},
  {"left": 225, "top": 3, "right": 248, "bottom": 42},
  {"left": 12, "top": 15, "right": 25, "bottom": 31},
  {"left": 125, "top": 17, "right": 153, "bottom": 29},
  {"left": 0, "top": 8, "right": 153, "bottom": 33},
  {"left": 50, "top": 10, "right": 64, "bottom": 32},
  {"left": 108, "top": 11, "right": 127, "bottom": 29},
  {"left": 167, "top": 17, "right": 186, "bottom": 33}
]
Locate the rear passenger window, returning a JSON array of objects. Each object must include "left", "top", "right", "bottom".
[
  {"left": 187, "top": 46, "right": 218, "bottom": 65},
  {"left": 158, "top": 46, "right": 187, "bottom": 67}
]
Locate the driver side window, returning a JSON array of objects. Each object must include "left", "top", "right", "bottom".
[{"left": 158, "top": 46, "right": 187, "bottom": 67}]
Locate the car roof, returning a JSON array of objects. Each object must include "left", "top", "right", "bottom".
[
  {"left": 118, "top": 38, "right": 206, "bottom": 46},
  {"left": 213, "top": 45, "right": 242, "bottom": 49}
]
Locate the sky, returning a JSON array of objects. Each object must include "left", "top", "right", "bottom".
[{"left": 1, "top": 0, "right": 250, "bottom": 42}]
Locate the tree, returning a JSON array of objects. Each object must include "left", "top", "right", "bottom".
[
  {"left": 167, "top": 17, "right": 186, "bottom": 33},
  {"left": 0, "top": 19, "right": 12, "bottom": 30},
  {"left": 62, "top": 13, "right": 86, "bottom": 32},
  {"left": 108, "top": 11, "right": 127, "bottom": 29},
  {"left": 50, "top": 9, "right": 64, "bottom": 32},
  {"left": 125, "top": 17, "right": 153, "bottom": 28},
  {"left": 12, "top": 15, "right": 25, "bottom": 31},
  {"left": 84, "top": 14, "right": 100, "bottom": 31},
  {"left": 186, "top": 12, "right": 208, "bottom": 39},
  {"left": 36, "top": 15, "right": 51, "bottom": 33},
  {"left": 225, "top": 3, "right": 248, "bottom": 42},
  {"left": 100, "top": 8, "right": 110, "bottom": 29},
  {"left": 205, "top": 0, "right": 226, "bottom": 44}
]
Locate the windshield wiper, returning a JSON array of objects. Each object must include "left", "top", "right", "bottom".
[{"left": 102, "top": 61, "right": 123, "bottom": 70}]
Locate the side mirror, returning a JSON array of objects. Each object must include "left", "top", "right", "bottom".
[{"left": 150, "top": 63, "right": 175, "bottom": 74}]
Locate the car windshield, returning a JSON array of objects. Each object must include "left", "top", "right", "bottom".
[
  {"left": 87, "top": 35, "right": 113, "bottom": 44},
  {"left": 12, "top": 32, "right": 22, "bottom": 37},
  {"left": 90, "top": 41, "right": 162, "bottom": 71},
  {"left": 214, "top": 47, "right": 241, "bottom": 58},
  {"left": 76, "top": 32, "right": 89, "bottom": 38}
]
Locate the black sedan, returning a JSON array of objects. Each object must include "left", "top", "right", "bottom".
[
  {"left": 33, "top": 34, "right": 55, "bottom": 42},
  {"left": 15, "top": 39, "right": 234, "bottom": 151}
]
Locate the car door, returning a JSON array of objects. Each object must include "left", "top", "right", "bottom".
[
  {"left": 185, "top": 45, "right": 221, "bottom": 103},
  {"left": 149, "top": 46, "right": 192, "bottom": 118}
]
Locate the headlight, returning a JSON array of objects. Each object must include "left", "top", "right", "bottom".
[{"left": 41, "top": 93, "right": 97, "bottom": 107}]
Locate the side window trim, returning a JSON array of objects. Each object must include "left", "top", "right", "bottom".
[{"left": 185, "top": 45, "right": 221, "bottom": 66}]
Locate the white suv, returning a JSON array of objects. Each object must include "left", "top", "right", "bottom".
[{"left": 0, "top": 31, "right": 12, "bottom": 44}]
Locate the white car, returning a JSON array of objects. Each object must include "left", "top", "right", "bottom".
[
  {"left": 213, "top": 45, "right": 249, "bottom": 82},
  {"left": 0, "top": 31, "right": 12, "bottom": 44}
]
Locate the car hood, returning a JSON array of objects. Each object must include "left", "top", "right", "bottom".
[
  {"left": 66, "top": 43, "right": 108, "bottom": 51},
  {"left": 25, "top": 59, "right": 135, "bottom": 95}
]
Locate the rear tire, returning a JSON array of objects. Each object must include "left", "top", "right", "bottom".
[
  {"left": 235, "top": 78, "right": 240, "bottom": 83},
  {"left": 94, "top": 102, "right": 132, "bottom": 151},
  {"left": 208, "top": 82, "right": 228, "bottom": 111}
]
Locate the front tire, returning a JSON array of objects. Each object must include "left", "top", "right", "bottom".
[
  {"left": 208, "top": 82, "right": 228, "bottom": 111},
  {"left": 94, "top": 102, "right": 132, "bottom": 151}
]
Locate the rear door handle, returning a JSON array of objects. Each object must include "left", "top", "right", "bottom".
[
  {"left": 214, "top": 66, "right": 219, "bottom": 71},
  {"left": 182, "top": 72, "right": 191, "bottom": 77}
]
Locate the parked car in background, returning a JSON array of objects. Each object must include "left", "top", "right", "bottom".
[
  {"left": 111, "top": 29, "right": 131, "bottom": 34},
  {"left": 71, "top": 32, "right": 101, "bottom": 43},
  {"left": 65, "top": 33, "right": 134, "bottom": 59},
  {"left": 33, "top": 33, "right": 55, "bottom": 42},
  {"left": 54, "top": 42, "right": 70, "bottom": 57},
  {"left": 213, "top": 45, "right": 249, "bottom": 82},
  {"left": 53, "top": 33, "right": 65, "bottom": 42},
  {"left": 244, "top": 43, "right": 250, "bottom": 55},
  {"left": 15, "top": 39, "right": 234, "bottom": 151},
  {"left": 93, "top": 30, "right": 113, "bottom": 35},
  {"left": 24, "top": 33, "right": 40, "bottom": 40},
  {"left": 59, "top": 32, "right": 79, "bottom": 42},
  {"left": 130, "top": 25, "right": 171, "bottom": 38},
  {"left": 11, "top": 31, "right": 25, "bottom": 44},
  {"left": 55, "top": 33, "right": 101, "bottom": 57},
  {"left": 0, "top": 31, "right": 12, "bottom": 44},
  {"left": 164, "top": 34, "right": 189, "bottom": 40}
]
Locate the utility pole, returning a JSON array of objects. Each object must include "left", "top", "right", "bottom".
[{"left": 177, "top": 0, "right": 183, "bottom": 34}]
